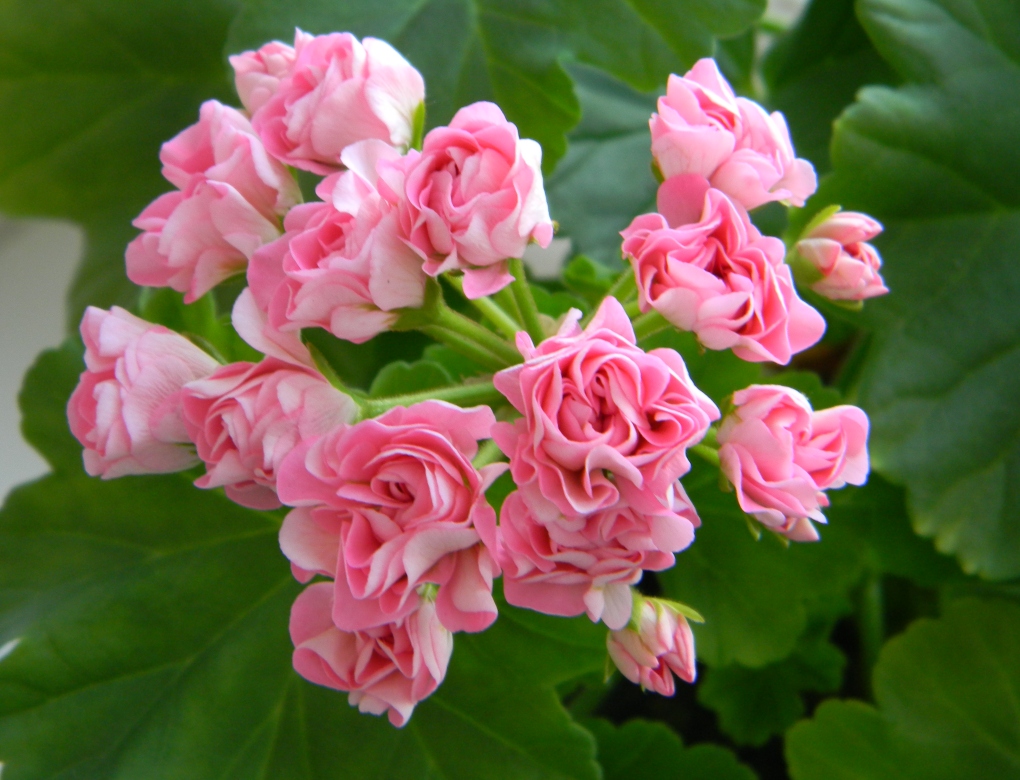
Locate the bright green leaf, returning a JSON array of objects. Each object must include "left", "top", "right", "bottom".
[
  {"left": 786, "top": 597, "right": 1020, "bottom": 779},
  {"left": 369, "top": 359, "right": 454, "bottom": 397},
  {"left": 586, "top": 718, "right": 757, "bottom": 780},
  {"left": 820, "top": 0, "right": 1020, "bottom": 578}
]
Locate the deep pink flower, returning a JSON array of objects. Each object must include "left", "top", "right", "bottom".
[
  {"left": 607, "top": 598, "right": 696, "bottom": 696},
  {"left": 796, "top": 211, "right": 889, "bottom": 301},
  {"left": 498, "top": 487, "right": 699, "bottom": 629},
  {"left": 717, "top": 384, "right": 870, "bottom": 541},
  {"left": 650, "top": 58, "right": 816, "bottom": 209},
  {"left": 243, "top": 30, "right": 425, "bottom": 173},
  {"left": 126, "top": 100, "right": 300, "bottom": 303},
  {"left": 277, "top": 401, "right": 503, "bottom": 633},
  {"left": 67, "top": 307, "right": 218, "bottom": 478},
  {"left": 181, "top": 358, "right": 357, "bottom": 510},
  {"left": 492, "top": 296, "right": 719, "bottom": 519},
  {"left": 248, "top": 140, "right": 428, "bottom": 344},
  {"left": 290, "top": 581, "right": 452, "bottom": 727},
  {"left": 622, "top": 175, "right": 825, "bottom": 364},
  {"left": 377, "top": 101, "right": 554, "bottom": 299}
]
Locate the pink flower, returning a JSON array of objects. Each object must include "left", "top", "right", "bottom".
[
  {"left": 277, "top": 401, "right": 503, "bottom": 634},
  {"left": 244, "top": 30, "right": 425, "bottom": 174},
  {"left": 795, "top": 211, "right": 889, "bottom": 301},
  {"left": 498, "top": 487, "right": 699, "bottom": 629},
  {"left": 249, "top": 140, "right": 428, "bottom": 344},
  {"left": 492, "top": 297, "right": 719, "bottom": 519},
  {"left": 290, "top": 581, "right": 452, "bottom": 727},
  {"left": 622, "top": 175, "right": 825, "bottom": 364},
  {"left": 126, "top": 100, "right": 300, "bottom": 303},
  {"left": 378, "top": 101, "right": 554, "bottom": 299},
  {"left": 181, "top": 358, "right": 357, "bottom": 510},
  {"left": 67, "top": 307, "right": 219, "bottom": 478},
  {"left": 607, "top": 598, "right": 696, "bottom": 696},
  {"left": 650, "top": 59, "right": 816, "bottom": 210},
  {"left": 717, "top": 384, "right": 870, "bottom": 541}
]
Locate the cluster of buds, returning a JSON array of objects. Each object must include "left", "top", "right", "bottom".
[{"left": 67, "top": 32, "right": 883, "bottom": 725}]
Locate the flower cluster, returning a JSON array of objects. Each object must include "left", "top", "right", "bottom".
[{"left": 67, "top": 35, "right": 884, "bottom": 725}]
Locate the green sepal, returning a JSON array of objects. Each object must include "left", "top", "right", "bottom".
[{"left": 410, "top": 101, "right": 426, "bottom": 152}]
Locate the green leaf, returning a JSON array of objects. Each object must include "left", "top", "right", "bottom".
[
  {"left": 819, "top": 0, "right": 1020, "bottom": 578},
  {"left": 786, "top": 597, "right": 1020, "bottom": 779},
  {"left": 0, "top": 0, "right": 241, "bottom": 325},
  {"left": 586, "top": 718, "right": 757, "bottom": 780},
  {"left": 18, "top": 342, "right": 84, "bottom": 475},
  {"left": 303, "top": 327, "right": 431, "bottom": 391},
  {"left": 762, "top": 0, "right": 897, "bottom": 173},
  {"left": 369, "top": 359, "right": 454, "bottom": 397},
  {"left": 698, "top": 617, "right": 845, "bottom": 746},
  {"left": 0, "top": 346, "right": 606, "bottom": 779},
  {"left": 562, "top": 255, "right": 619, "bottom": 307},
  {"left": 530, "top": 284, "right": 589, "bottom": 318},
  {"left": 660, "top": 461, "right": 865, "bottom": 667},
  {"left": 422, "top": 343, "right": 488, "bottom": 381},
  {"left": 229, "top": 0, "right": 764, "bottom": 175}
]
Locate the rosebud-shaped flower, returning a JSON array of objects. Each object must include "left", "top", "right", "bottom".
[
  {"left": 277, "top": 401, "right": 503, "bottom": 634},
  {"left": 498, "top": 487, "right": 699, "bottom": 629},
  {"left": 290, "top": 581, "right": 452, "bottom": 727},
  {"left": 795, "top": 211, "right": 889, "bottom": 301},
  {"left": 242, "top": 30, "right": 425, "bottom": 173},
  {"left": 717, "top": 384, "right": 870, "bottom": 541},
  {"left": 126, "top": 100, "right": 300, "bottom": 303},
  {"left": 181, "top": 358, "right": 357, "bottom": 510},
  {"left": 378, "top": 101, "right": 554, "bottom": 299},
  {"left": 607, "top": 598, "right": 696, "bottom": 696},
  {"left": 67, "top": 307, "right": 219, "bottom": 478},
  {"left": 249, "top": 140, "right": 428, "bottom": 344},
  {"left": 650, "top": 59, "right": 816, "bottom": 210},
  {"left": 622, "top": 175, "right": 825, "bottom": 364},
  {"left": 493, "top": 296, "right": 719, "bottom": 519}
]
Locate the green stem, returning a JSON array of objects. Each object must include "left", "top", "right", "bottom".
[
  {"left": 624, "top": 299, "right": 643, "bottom": 319},
  {"left": 433, "top": 305, "right": 522, "bottom": 366},
  {"left": 857, "top": 574, "right": 884, "bottom": 700},
  {"left": 360, "top": 379, "right": 503, "bottom": 418},
  {"left": 509, "top": 257, "right": 546, "bottom": 344},
  {"left": 446, "top": 276, "right": 522, "bottom": 339},
  {"left": 632, "top": 309, "right": 671, "bottom": 341},
  {"left": 472, "top": 438, "right": 507, "bottom": 468},
  {"left": 604, "top": 269, "right": 637, "bottom": 304},
  {"left": 420, "top": 325, "right": 508, "bottom": 373},
  {"left": 494, "top": 286, "right": 523, "bottom": 324},
  {"left": 690, "top": 443, "right": 720, "bottom": 467}
]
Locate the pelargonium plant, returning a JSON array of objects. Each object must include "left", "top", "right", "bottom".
[{"left": 67, "top": 29, "right": 885, "bottom": 729}]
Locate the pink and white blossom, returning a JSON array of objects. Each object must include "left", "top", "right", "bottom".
[
  {"left": 498, "top": 488, "right": 699, "bottom": 629},
  {"left": 795, "top": 211, "right": 889, "bottom": 301},
  {"left": 622, "top": 175, "right": 825, "bottom": 364},
  {"left": 242, "top": 30, "right": 425, "bottom": 173},
  {"left": 248, "top": 140, "right": 428, "bottom": 344},
  {"left": 717, "top": 384, "right": 870, "bottom": 541},
  {"left": 290, "top": 582, "right": 452, "bottom": 727},
  {"left": 126, "top": 100, "right": 300, "bottom": 303},
  {"left": 650, "top": 58, "right": 816, "bottom": 210},
  {"left": 607, "top": 598, "right": 697, "bottom": 696},
  {"left": 492, "top": 296, "right": 719, "bottom": 519},
  {"left": 67, "top": 307, "right": 219, "bottom": 478},
  {"left": 182, "top": 358, "right": 357, "bottom": 510},
  {"left": 277, "top": 401, "right": 502, "bottom": 634},
  {"left": 377, "top": 101, "right": 554, "bottom": 298}
]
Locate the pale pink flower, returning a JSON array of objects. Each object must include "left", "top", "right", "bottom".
[
  {"left": 795, "top": 211, "right": 889, "bottom": 301},
  {"left": 498, "top": 488, "right": 699, "bottom": 629},
  {"left": 67, "top": 307, "right": 218, "bottom": 478},
  {"left": 126, "top": 100, "right": 300, "bottom": 303},
  {"left": 277, "top": 401, "right": 503, "bottom": 634},
  {"left": 650, "top": 58, "right": 816, "bottom": 210},
  {"left": 622, "top": 175, "right": 825, "bottom": 364},
  {"left": 492, "top": 296, "right": 719, "bottom": 519},
  {"left": 377, "top": 101, "right": 554, "bottom": 299},
  {"left": 245, "top": 30, "right": 425, "bottom": 173},
  {"left": 181, "top": 358, "right": 357, "bottom": 510},
  {"left": 248, "top": 140, "right": 428, "bottom": 344},
  {"left": 717, "top": 384, "right": 870, "bottom": 541},
  {"left": 290, "top": 581, "right": 452, "bottom": 727},
  {"left": 607, "top": 598, "right": 696, "bottom": 696}
]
